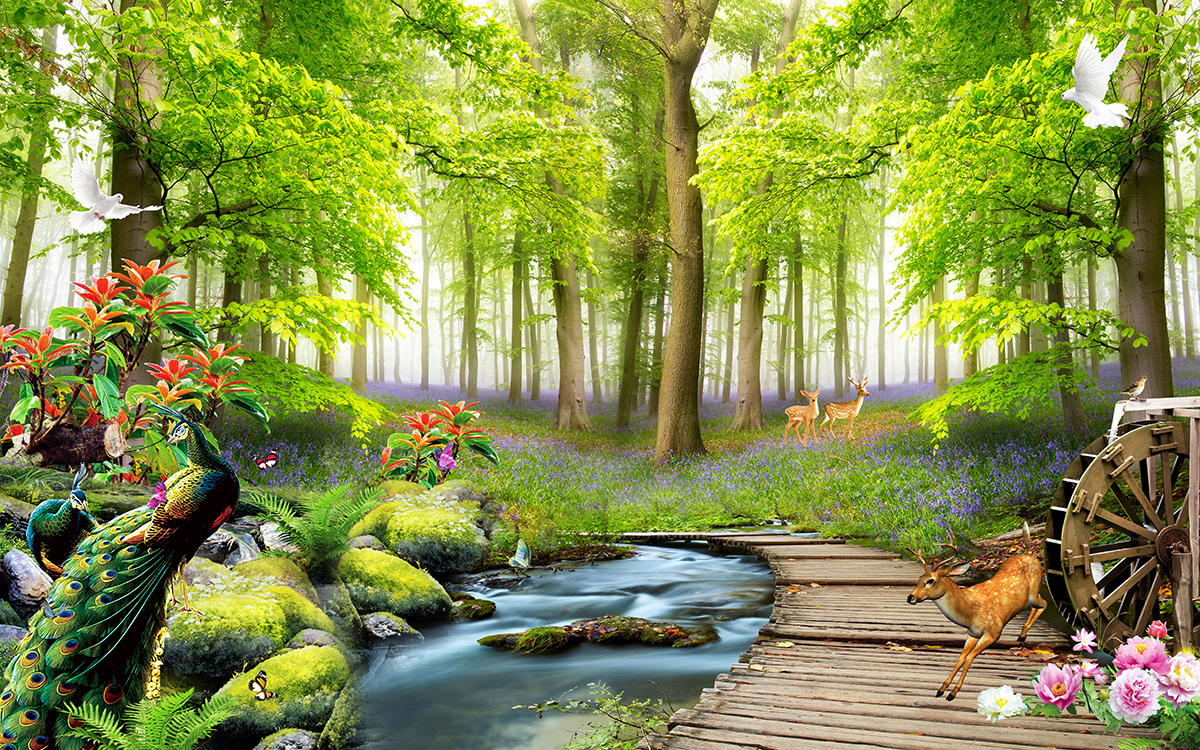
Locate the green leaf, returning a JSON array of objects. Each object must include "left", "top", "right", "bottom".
[
  {"left": 93, "top": 373, "right": 122, "bottom": 419},
  {"left": 143, "top": 429, "right": 180, "bottom": 476},
  {"left": 104, "top": 340, "right": 128, "bottom": 372},
  {"left": 160, "top": 317, "right": 210, "bottom": 348}
]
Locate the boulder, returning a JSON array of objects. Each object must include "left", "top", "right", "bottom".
[
  {"left": 335, "top": 548, "right": 450, "bottom": 621},
  {"left": 165, "top": 562, "right": 338, "bottom": 680},
  {"left": 0, "top": 495, "right": 35, "bottom": 541},
  {"left": 288, "top": 629, "right": 337, "bottom": 650},
  {"left": 362, "top": 612, "right": 423, "bottom": 644},
  {"left": 318, "top": 685, "right": 360, "bottom": 750},
  {"left": 449, "top": 596, "right": 496, "bottom": 621},
  {"left": 351, "top": 496, "right": 488, "bottom": 574},
  {"left": 347, "top": 535, "right": 384, "bottom": 551},
  {"left": 0, "top": 599, "right": 23, "bottom": 627},
  {"left": 2, "top": 550, "right": 51, "bottom": 620},
  {"left": 196, "top": 529, "right": 261, "bottom": 567},
  {"left": 213, "top": 645, "right": 351, "bottom": 745},
  {"left": 251, "top": 729, "right": 319, "bottom": 750},
  {"left": 79, "top": 485, "right": 152, "bottom": 522},
  {"left": 261, "top": 522, "right": 300, "bottom": 554},
  {"left": 0, "top": 624, "right": 27, "bottom": 655},
  {"left": 479, "top": 616, "right": 719, "bottom": 654},
  {"left": 234, "top": 557, "right": 320, "bottom": 604}
]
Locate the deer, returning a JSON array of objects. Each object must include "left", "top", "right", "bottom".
[
  {"left": 906, "top": 535, "right": 1047, "bottom": 701},
  {"left": 783, "top": 388, "right": 821, "bottom": 446},
  {"left": 818, "top": 375, "right": 869, "bottom": 439}
]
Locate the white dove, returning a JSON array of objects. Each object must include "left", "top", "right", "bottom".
[
  {"left": 69, "top": 160, "right": 162, "bottom": 233},
  {"left": 1061, "top": 34, "right": 1129, "bottom": 128}
]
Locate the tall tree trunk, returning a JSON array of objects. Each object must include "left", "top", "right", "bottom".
[
  {"left": 288, "top": 265, "right": 299, "bottom": 365},
  {"left": 525, "top": 272, "right": 541, "bottom": 400},
  {"left": 732, "top": 255, "right": 769, "bottom": 429},
  {"left": 508, "top": 232, "right": 524, "bottom": 403},
  {"left": 4, "top": 25, "right": 56, "bottom": 328},
  {"left": 648, "top": 284, "right": 666, "bottom": 417},
  {"left": 587, "top": 268, "right": 602, "bottom": 403},
  {"left": 933, "top": 277, "right": 948, "bottom": 392},
  {"left": 903, "top": 304, "right": 911, "bottom": 384},
  {"left": 1168, "top": 245, "right": 1182, "bottom": 357},
  {"left": 777, "top": 261, "right": 793, "bottom": 400},
  {"left": 963, "top": 267, "right": 981, "bottom": 379},
  {"left": 259, "top": 255, "right": 274, "bottom": 358},
  {"left": 1019, "top": 257, "right": 1032, "bottom": 357},
  {"left": 219, "top": 261, "right": 242, "bottom": 344},
  {"left": 653, "top": 0, "right": 718, "bottom": 460},
  {"left": 393, "top": 295, "right": 402, "bottom": 383},
  {"left": 315, "top": 256, "right": 334, "bottom": 377},
  {"left": 793, "top": 234, "right": 804, "bottom": 395},
  {"left": 1173, "top": 134, "right": 1195, "bottom": 359},
  {"left": 918, "top": 297, "right": 927, "bottom": 383},
  {"left": 809, "top": 266, "right": 819, "bottom": 386},
  {"left": 876, "top": 171, "right": 887, "bottom": 390},
  {"left": 1088, "top": 261, "right": 1100, "bottom": 377},
  {"left": 1115, "top": 3, "right": 1172, "bottom": 397},
  {"left": 420, "top": 167, "right": 430, "bottom": 389},
  {"left": 721, "top": 274, "right": 735, "bottom": 403},
  {"left": 1048, "top": 272, "right": 1085, "bottom": 433},
  {"left": 462, "top": 207, "right": 478, "bottom": 397},
  {"left": 352, "top": 277, "right": 367, "bottom": 390},
  {"left": 834, "top": 211, "right": 848, "bottom": 397}
]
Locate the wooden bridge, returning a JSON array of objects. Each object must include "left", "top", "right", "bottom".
[{"left": 623, "top": 531, "right": 1159, "bottom": 750}]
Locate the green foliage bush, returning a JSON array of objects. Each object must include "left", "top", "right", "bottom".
[{"left": 65, "top": 689, "right": 236, "bottom": 750}]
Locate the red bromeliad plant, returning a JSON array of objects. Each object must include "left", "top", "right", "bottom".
[
  {"left": 0, "top": 261, "right": 268, "bottom": 479},
  {"left": 380, "top": 400, "right": 499, "bottom": 488}
]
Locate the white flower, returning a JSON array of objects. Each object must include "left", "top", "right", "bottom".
[{"left": 977, "top": 685, "right": 1027, "bottom": 722}]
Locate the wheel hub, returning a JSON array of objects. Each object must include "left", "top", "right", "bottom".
[{"left": 1156, "top": 524, "right": 1191, "bottom": 566}]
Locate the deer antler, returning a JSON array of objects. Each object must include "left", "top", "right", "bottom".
[{"left": 906, "top": 545, "right": 930, "bottom": 571}]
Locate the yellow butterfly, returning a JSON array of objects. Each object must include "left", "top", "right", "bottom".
[{"left": 248, "top": 670, "right": 277, "bottom": 701}]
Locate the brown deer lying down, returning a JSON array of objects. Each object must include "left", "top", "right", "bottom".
[{"left": 906, "top": 539, "right": 1046, "bottom": 700}]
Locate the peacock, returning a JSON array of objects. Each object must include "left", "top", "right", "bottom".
[
  {"left": 0, "top": 402, "right": 240, "bottom": 750},
  {"left": 27, "top": 466, "right": 98, "bottom": 578}
]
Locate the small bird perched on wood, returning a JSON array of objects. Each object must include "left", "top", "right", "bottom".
[
  {"left": 1061, "top": 34, "right": 1129, "bottom": 128},
  {"left": 27, "top": 464, "right": 97, "bottom": 577},
  {"left": 69, "top": 161, "right": 163, "bottom": 234},
  {"left": 1120, "top": 375, "right": 1147, "bottom": 401}
]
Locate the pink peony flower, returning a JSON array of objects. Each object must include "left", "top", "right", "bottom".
[
  {"left": 1071, "top": 629, "right": 1097, "bottom": 654},
  {"left": 148, "top": 480, "right": 167, "bottom": 509},
  {"left": 1077, "top": 660, "right": 1108, "bottom": 685},
  {"left": 1158, "top": 652, "right": 1200, "bottom": 708},
  {"left": 1032, "top": 663, "right": 1082, "bottom": 711},
  {"left": 1114, "top": 636, "right": 1170, "bottom": 674},
  {"left": 1148, "top": 620, "right": 1169, "bottom": 639},
  {"left": 1109, "top": 668, "right": 1162, "bottom": 724}
]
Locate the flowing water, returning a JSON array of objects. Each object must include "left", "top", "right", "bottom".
[{"left": 360, "top": 542, "right": 775, "bottom": 750}]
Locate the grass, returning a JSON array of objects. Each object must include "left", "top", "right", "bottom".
[{"left": 203, "top": 358, "right": 1200, "bottom": 556}]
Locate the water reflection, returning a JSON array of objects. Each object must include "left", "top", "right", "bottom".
[{"left": 360, "top": 543, "right": 774, "bottom": 750}]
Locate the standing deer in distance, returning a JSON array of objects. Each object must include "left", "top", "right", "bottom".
[
  {"left": 819, "top": 375, "right": 869, "bottom": 438},
  {"left": 783, "top": 388, "right": 821, "bottom": 446},
  {"left": 906, "top": 538, "right": 1046, "bottom": 701}
]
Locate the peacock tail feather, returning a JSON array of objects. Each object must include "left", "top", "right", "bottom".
[{"left": 0, "top": 507, "right": 200, "bottom": 749}]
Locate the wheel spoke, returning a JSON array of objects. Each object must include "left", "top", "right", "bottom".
[
  {"left": 1100, "top": 557, "right": 1158, "bottom": 612},
  {"left": 1109, "top": 484, "right": 1143, "bottom": 525},
  {"left": 1095, "top": 507, "right": 1158, "bottom": 542},
  {"left": 1088, "top": 543, "right": 1157, "bottom": 564},
  {"left": 1131, "top": 567, "right": 1164, "bottom": 636},
  {"left": 1160, "top": 455, "right": 1175, "bottom": 526},
  {"left": 1118, "top": 469, "right": 1165, "bottom": 531}
]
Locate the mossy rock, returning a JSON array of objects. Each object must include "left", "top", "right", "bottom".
[
  {"left": 313, "top": 578, "right": 361, "bottom": 636},
  {"left": 335, "top": 548, "right": 450, "bottom": 621},
  {"left": 349, "top": 497, "right": 488, "bottom": 574},
  {"left": 236, "top": 557, "right": 320, "bottom": 604},
  {"left": 81, "top": 485, "right": 153, "bottom": 522},
  {"left": 252, "top": 728, "right": 319, "bottom": 750},
  {"left": 214, "top": 645, "right": 351, "bottom": 745},
  {"left": 449, "top": 596, "right": 495, "bottom": 621},
  {"left": 165, "top": 594, "right": 287, "bottom": 679},
  {"left": 347, "top": 502, "right": 398, "bottom": 541},
  {"left": 478, "top": 626, "right": 572, "bottom": 654},
  {"left": 318, "top": 684, "right": 360, "bottom": 750},
  {"left": 378, "top": 480, "right": 426, "bottom": 498},
  {"left": 0, "top": 599, "right": 22, "bottom": 628},
  {"left": 479, "top": 616, "right": 718, "bottom": 653},
  {"left": 165, "top": 561, "right": 343, "bottom": 680}
]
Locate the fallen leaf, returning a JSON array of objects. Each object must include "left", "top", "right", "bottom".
[
  {"left": 809, "top": 583, "right": 821, "bottom": 588},
  {"left": 775, "top": 641, "right": 795, "bottom": 648},
  {"left": 749, "top": 664, "right": 764, "bottom": 671}
]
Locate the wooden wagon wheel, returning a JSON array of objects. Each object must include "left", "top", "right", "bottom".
[{"left": 1046, "top": 421, "right": 1200, "bottom": 651}]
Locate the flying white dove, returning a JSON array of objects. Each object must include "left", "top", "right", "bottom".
[
  {"left": 69, "top": 161, "right": 162, "bottom": 233},
  {"left": 1061, "top": 34, "right": 1129, "bottom": 128}
]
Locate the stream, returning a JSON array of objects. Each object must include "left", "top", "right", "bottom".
[{"left": 359, "top": 541, "right": 776, "bottom": 750}]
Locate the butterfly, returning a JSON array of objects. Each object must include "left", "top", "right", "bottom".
[
  {"left": 254, "top": 451, "right": 279, "bottom": 470},
  {"left": 508, "top": 538, "right": 531, "bottom": 570},
  {"left": 248, "top": 670, "right": 277, "bottom": 701}
]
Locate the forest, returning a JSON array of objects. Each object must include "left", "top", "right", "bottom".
[{"left": 1, "top": 0, "right": 1200, "bottom": 748}]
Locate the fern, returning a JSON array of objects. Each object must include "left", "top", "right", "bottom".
[
  {"left": 64, "top": 690, "right": 236, "bottom": 750},
  {"left": 250, "top": 485, "right": 383, "bottom": 572}
]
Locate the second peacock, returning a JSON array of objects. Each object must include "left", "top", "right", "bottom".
[{"left": 0, "top": 402, "right": 240, "bottom": 750}]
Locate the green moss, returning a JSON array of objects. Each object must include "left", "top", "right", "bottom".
[
  {"left": 255, "top": 729, "right": 320, "bottom": 750},
  {"left": 266, "top": 585, "right": 337, "bottom": 635},
  {"left": 317, "top": 684, "right": 360, "bottom": 750},
  {"left": 449, "top": 597, "right": 495, "bottom": 621},
  {"left": 336, "top": 548, "right": 450, "bottom": 621},
  {"left": 378, "top": 480, "right": 426, "bottom": 498},
  {"left": 236, "top": 557, "right": 320, "bottom": 603},
  {"left": 166, "top": 594, "right": 288, "bottom": 678},
  {"left": 383, "top": 506, "right": 487, "bottom": 573},
  {"left": 347, "top": 501, "right": 398, "bottom": 540},
  {"left": 514, "top": 627, "right": 572, "bottom": 654},
  {"left": 215, "top": 645, "right": 351, "bottom": 742}
]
